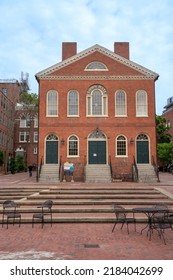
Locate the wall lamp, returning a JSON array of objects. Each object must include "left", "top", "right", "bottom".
[
  {"left": 130, "top": 138, "right": 134, "bottom": 144},
  {"left": 61, "top": 138, "right": 65, "bottom": 145}
]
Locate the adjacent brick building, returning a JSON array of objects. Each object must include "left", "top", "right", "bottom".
[{"left": 36, "top": 42, "right": 159, "bottom": 182}]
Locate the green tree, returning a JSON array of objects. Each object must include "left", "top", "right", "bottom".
[
  {"left": 157, "top": 142, "right": 173, "bottom": 166},
  {"left": 15, "top": 155, "right": 25, "bottom": 172},
  {"left": 19, "top": 92, "right": 38, "bottom": 107},
  {"left": 156, "top": 115, "right": 172, "bottom": 143}
]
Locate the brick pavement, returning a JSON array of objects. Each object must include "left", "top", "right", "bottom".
[{"left": 0, "top": 171, "right": 173, "bottom": 260}]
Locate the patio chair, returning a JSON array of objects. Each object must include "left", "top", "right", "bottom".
[
  {"left": 150, "top": 211, "right": 173, "bottom": 244},
  {"left": 32, "top": 200, "right": 53, "bottom": 228},
  {"left": 112, "top": 204, "right": 136, "bottom": 234},
  {"left": 2, "top": 200, "right": 21, "bottom": 229}
]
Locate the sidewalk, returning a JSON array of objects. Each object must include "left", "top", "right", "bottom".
[{"left": 0, "top": 171, "right": 173, "bottom": 260}]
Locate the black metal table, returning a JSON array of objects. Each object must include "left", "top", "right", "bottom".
[{"left": 132, "top": 207, "right": 168, "bottom": 237}]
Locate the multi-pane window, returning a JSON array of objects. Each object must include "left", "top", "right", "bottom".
[
  {"left": 68, "top": 135, "right": 79, "bottom": 156},
  {"left": 19, "top": 132, "right": 30, "bottom": 142},
  {"left": 116, "top": 135, "right": 127, "bottom": 156},
  {"left": 68, "top": 90, "right": 79, "bottom": 116},
  {"left": 20, "top": 115, "right": 30, "bottom": 127},
  {"left": 85, "top": 61, "right": 108, "bottom": 70},
  {"left": 136, "top": 90, "right": 148, "bottom": 116},
  {"left": 34, "top": 132, "right": 38, "bottom": 142},
  {"left": 87, "top": 87, "right": 108, "bottom": 116},
  {"left": 115, "top": 90, "right": 127, "bottom": 116},
  {"left": 47, "top": 90, "right": 58, "bottom": 116}
]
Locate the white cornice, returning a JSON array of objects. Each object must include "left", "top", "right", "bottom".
[{"left": 35, "top": 44, "right": 159, "bottom": 81}]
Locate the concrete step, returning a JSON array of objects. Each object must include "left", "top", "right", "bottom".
[
  {"left": 85, "top": 164, "right": 111, "bottom": 182},
  {"left": 39, "top": 164, "right": 60, "bottom": 182},
  {"left": 137, "top": 164, "right": 158, "bottom": 183}
]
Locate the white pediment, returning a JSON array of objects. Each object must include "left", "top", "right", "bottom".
[{"left": 35, "top": 44, "right": 159, "bottom": 81}]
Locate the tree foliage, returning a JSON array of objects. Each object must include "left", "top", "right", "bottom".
[
  {"left": 156, "top": 115, "right": 172, "bottom": 143},
  {"left": 157, "top": 142, "right": 173, "bottom": 165},
  {"left": 19, "top": 92, "right": 38, "bottom": 107}
]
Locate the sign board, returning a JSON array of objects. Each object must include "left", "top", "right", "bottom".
[{"left": 64, "top": 162, "right": 74, "bottom": 171}]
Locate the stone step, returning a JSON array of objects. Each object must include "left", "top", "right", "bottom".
[{"left": 85, "top": 164, "right": 111, "bottom": 182}]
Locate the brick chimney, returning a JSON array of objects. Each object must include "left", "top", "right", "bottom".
[
  {"left": 62, "top": 42, "right": 77, "bottom": 60},
  {"left": 114, "top": 42, "right": 129, "bottom": 60}
]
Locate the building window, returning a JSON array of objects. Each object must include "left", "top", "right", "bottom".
[
  {"left": 34, "top": 132, "right": 38, "bottom": 142},
  {"left": 47, "top": 90, "right": 58, "bottom": 116},
  {"left": 87, "top": 85, "right": 108, "bottom": 116},
  {"left": 136, "top": 90, "right": 148, "bottom": 116},
  {"left": 68, "top": 90, "right": 79, "bottom": 116},
  {"left": 115, "top": 90, "right": 127, "bottom": 116},
  {"left": 19, "top": 131, "right": 30, "bottom": 142},
  {"left": 116, "top": 135, "right": 127, "bottom": 157},
  {"left": 68, "top": 135, "right": 79, "bottom": 157},
  {"left": 20, "top": 115, "right": 30, "bottom": 128},
  {"left": 34, "top": 116, "right": 38, "bottom": 127},
  {"left": 34, "top": 147, "right": 37, "bottom": 154},
  {"left": 85, "top": 61, "right": 108, "bottom": 71}
]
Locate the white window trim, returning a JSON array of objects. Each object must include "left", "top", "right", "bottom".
[
  {"left": 67, "top": 135, "right": 79, "bottom": 157},
  {"left": 136, "top": 90, "right": 148, "bottom": 117},
  {"left": 46, "top": 90, "right": 58, "bottom": 117},
  {"left": 115, "top": 135, "right": 128, "bottom": 157},
  {"left": 115, "top": 90, "right": 127, "bottom": 117},
  {"left": 67, "top": 90, "right": 79, "bottom": 117},
  {"left": 86, "top": 89, "right": 108, "bottom": 117}
]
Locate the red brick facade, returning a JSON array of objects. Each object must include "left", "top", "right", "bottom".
[{"left": 36, "top": 42, "right": 159, "bottom": 181}]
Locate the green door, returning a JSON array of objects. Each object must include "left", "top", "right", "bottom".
[
  {"left": 89, "top": 141, "right": 106, "bottom": 164},
  {"left": 137, "top": 141, "right": 149, "bottom": 164},
  {"left": 46, "top": 141, "right": 58, "bottom": 164}
]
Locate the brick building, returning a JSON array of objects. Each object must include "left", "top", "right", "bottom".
[
  {"left": 14, "top": 104, "right": 38, "bottom": 169},
  {"left": 162, "top": 97, "right": 173, "bottom": 138},
  {"left": 36, "top": 42, "right": 159, "bottom": 182},
  {"left": 0, "top": 80, "right": 20, "bottom": 173}
]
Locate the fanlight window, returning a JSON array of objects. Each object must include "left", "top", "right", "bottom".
[
  {"left": 46, "top": 134, "right": 58, "bottom": 141},
  {"left": 137, "top": 134, "right": 148, "bottom": 141},
  {"left": 85, "top": 61, "right": 108, "bottom": 71},
  {"left": 68, "top": 135, "right": 79, "bottom": 156},
  {"left": 89, "top": 129, "right": 106, "bottom": 139},
  {"left": 116, "top": 135, "right": 127, "bottom": 156}
]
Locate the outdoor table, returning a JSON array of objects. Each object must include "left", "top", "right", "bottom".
[{"left": 132, "top": 207, "right": 168, "bottom": 236}]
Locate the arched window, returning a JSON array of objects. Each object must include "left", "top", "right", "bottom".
[
  {"left": 85, "top": 61, "right": 108, "bottom": 71},
  {"left": 68, "top": 135, "right": 79, "bottom": 157},
  {"left": 87, "top": 85, "right": 108, "bottom": 116},
  {"left": 116, "top": 135, "right": 127, "bottom": 157},
  {"left": 47, "top": 90, "right": 58, "bottom": 116},
  {"left": 115, "top": 90, "right": 127, "bottom": 116},
  {"left": 68, "top": 90, "right": 79, "bottom": 116},
  {"left": 136, "top": 90, "right": 148, "bottom": 116}
]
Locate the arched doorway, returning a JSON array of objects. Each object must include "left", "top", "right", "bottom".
[
  {"left": 136, "top": 133, "right": 149, "bottom": 164},
  {"left": 88, "top": 129, "right": 107, "bottom": 164},
  {"left": 45, "top": 134, "right": 58, "bottom": 164}
]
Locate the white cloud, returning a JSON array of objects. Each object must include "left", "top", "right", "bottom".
[{"left": 0, "top": 0, "right": 173, "bottom": 113}]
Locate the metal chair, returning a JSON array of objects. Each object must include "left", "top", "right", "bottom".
[
  {"left": 112, "top": 204, "right": 136, "bottom": 234},
  {"left": 32, "top": 200, "right": 53, "bottom": 228},
  {"left": 2, "top": 200, "right": 21, "bottom": 229},
  {"left": 150, "top": 209, "right": 173, "bottom": 244}
]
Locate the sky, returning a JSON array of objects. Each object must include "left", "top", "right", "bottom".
[{"left": 0, "top": 0, "right": 173, "bottom": 115}]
